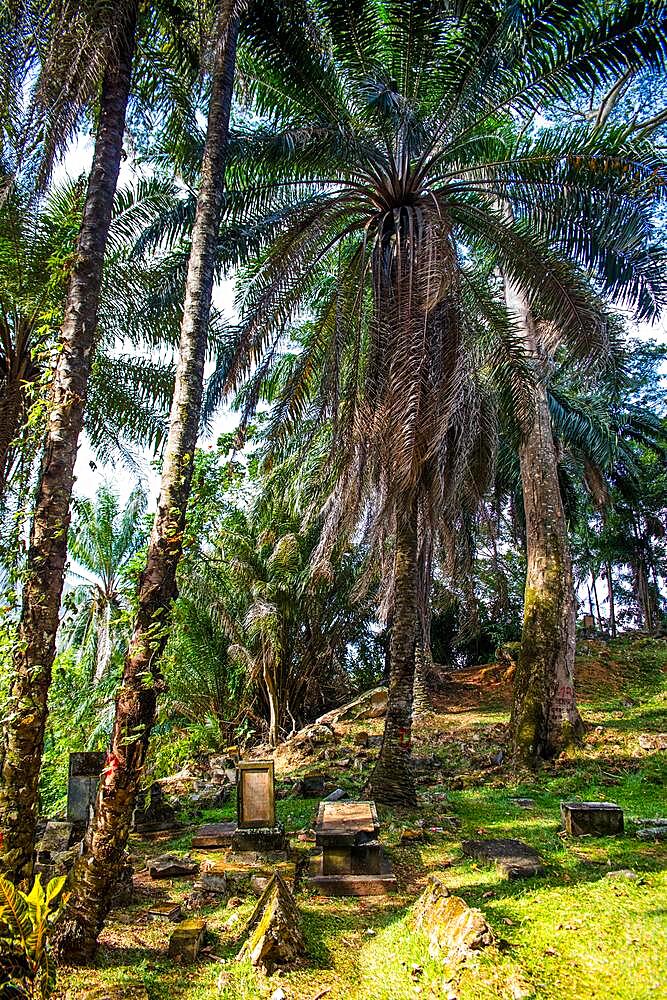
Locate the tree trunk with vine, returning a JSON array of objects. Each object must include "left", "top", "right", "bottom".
[
  {"left": 0, "top": 1, "right": 138, "bottom": 886},
  {"left": 54, "top": 4, "right": 239, "bottom": 961},
  {"left": 505, "top": 279, "right": 584, "bottom": 761}
]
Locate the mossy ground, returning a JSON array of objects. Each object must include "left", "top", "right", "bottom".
[{"left": 55, "top": 636, "right": 666, "bottom": 1000}]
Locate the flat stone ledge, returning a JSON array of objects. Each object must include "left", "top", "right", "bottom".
[
  {"left": 560, "top": 801, "right": 624, "bottom": 837},
  {"left": 192, "top": 821, "right": 237, "bottom": 848},
  {"left": 309, "top": 873, "right": 397, "bottom": 896},
  {"left": 462, "top": 838, "right": 546, "bottom": 879}
]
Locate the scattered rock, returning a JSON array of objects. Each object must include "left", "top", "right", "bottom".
[
  {"left": 148, "top": 854, "right": 199, "bottom": 879},
  {"left": 37, "top": 821, "right": 74, "bottom": 858},
  {"left": 462, "top": 839, "right": 546, "bottom": 879},
  {"left": 85, "top": 987, "right": 148, "bottom": 1000},
  {"left": 317, "top": 687, "right": 388, "bottom": 725},
  {"left": 251, "top": 874, "right": 270, "bottom": 896},
  {"left": 304, "top": 723, "right": 336, "bottom": 746},
  {"left": 194, "top": 860, "right": 227, "bottom": 894},
  {"left": 509, "top": 798, "right": 535, "bottom": 809},
  {"left": 604, "top": 870, "right": 638, "bottom": 880},
  {"left": 323, "top": 788, "right": 348, "bottom": 802},
  {"left": 413, "top": 875, "right": 493, "bottom": 960},
  {"left": 168, "top": 918, "right": 206, "bottom": 962},
  {"left": 353, "top": 731, "right": 370, "bottom": 747},
  {"left": 638, "top": 733, "right": 667, "bottom": 752},
  {"left": 400, "top": 828, "right": 426, "bottom": 845},
  {"left": 238, "top": 873, "right": 306, "bottom": 974},
  {"left": 560, "top": 801, "right": 624, "bottom": 837},
  {"left": 637, "top": 826, "right": 667, "bottom": 841}
]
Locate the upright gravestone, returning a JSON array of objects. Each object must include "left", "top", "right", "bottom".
[
  {"left": 67, "top": 752, "right": 105, "bottom": 827},
  {"left": 232, "top": 759, "right": 286, "bottom": 852}
]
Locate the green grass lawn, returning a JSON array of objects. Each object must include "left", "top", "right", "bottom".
[{"left": 55, "top": 637, "right": 667, "bottom": 1000}]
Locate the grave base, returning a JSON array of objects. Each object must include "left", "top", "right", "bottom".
[
  {"left": 232, "top": 823, "right": 286, "bottom": 853},
  {"left": 308, "top": 852, "right": 396, "bottom": 895}
]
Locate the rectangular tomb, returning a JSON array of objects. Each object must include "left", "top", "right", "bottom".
[
  {"left": 561, "top": 801, "right": 624, "bottom": 837},
  {"left": 310, "top": 800, "right": 395, "bottom": 895}
]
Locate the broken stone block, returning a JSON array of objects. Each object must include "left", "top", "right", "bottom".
[
  {"left": 194, "top": 860, "right": 227, "bottom": 894},
  {"left": 413, "top": 875, "right": 493, "bottom": 960},
  {"left": 148, "top": 855, "right": 199, "bottom": 879},
  {"left": 638, "top": 733, "right": 667, "bottom": 751},
  {"left": 251, "top": 874, "right": 270, "bottom": 896},
  {"left": 168, "top": 918, "right": 206, "bottom": 962},
  {"left": 85, "top": 986, "right": 148, "bottom": 1000},
  {"left": 37, "top": 821, "right": 74, "bottom": 859},
  {"left": 510, "top": 798, "right": 535, "bottom": 809},
  {"left": 353, "top": 731, "right": 370, "bottom": 747},
  {"left": 462, "top": 839, "right": 546, "bottom": 879},
  {"left": 400, "top": 828, "right": 426, "bottom": 845},
  {"left": 237, "top": 873, "right": 305, "bottom": 974},
  {"left": 604, "top": 870, "right": 638, "bottom": 880},
  {"left": 192, "top": 821, "right": 237, "bottom": 849},
  {"left": 560, "top": 801, "right": 624, "bottom": 837},
  {"left": 323, "top": 788, "right": 348, "bottom": 802}
]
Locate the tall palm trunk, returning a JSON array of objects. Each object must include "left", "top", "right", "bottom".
[
  {"left": 368, "top": 498, "right": 418, "bottom": 806},
  {"left": 54, "top": 4, "right": 239, "bottom": 961},
  {"left": 0, "top": 374, "right": 25, "bottom": 492},
  {"left": 0, "top": 1, "right": 138, "bottom": 886},
  {"left": 504, "top": 279, "right": 583, "bottom": 760}
]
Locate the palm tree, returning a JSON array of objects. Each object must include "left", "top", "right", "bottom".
[
  {"left": 215, "top": 0, "right": 667, "bottom": 799},
  {"left": 0, "top": 0, "right": 140, "bottom": 886},
  {"left": 54, "top": 0, "right": 242, "bottom": 961},
  {"left": 61, "top": 485, "right": 147, "bottom": 683}
]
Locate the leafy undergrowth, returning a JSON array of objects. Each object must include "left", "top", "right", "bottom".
[{"left": 55, "top": 636, "right": 667, "bottom": 1000}]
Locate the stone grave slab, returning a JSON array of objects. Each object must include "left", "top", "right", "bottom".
[
  {"left": 462, "top": 838, "right": 546, "bottom": 879},
  {"left": 147, "top": 901, "right": 182, "bottom": 921},
  {"left": 223, "top": 851, "right": 296, "bottom": 892},
  {"left": 560, "top": 801, "right": 624, "bottom": 837},
  {"left": 148, "top": 855, "right": 199, "bottom": 879},
  {"left": 232, "top": 822, "right": 287, "bottom": 853},
  {"left": 168, "top": 918, "right": 206, "bottom": 961},
  {"left": 310, "top": 799, "right": 396, "bottom": 895},
  {"left": 237, "top": 760, "right": 275, "bottom": 829},
  {"left": 133, "top": 782, "right": 179, "bottom": 834},
  {"left": 67, "top": 751, "right": 104, "bottom": 825},
  {"left": 192, "top": 821, "right": 237, "bottom": 849}
]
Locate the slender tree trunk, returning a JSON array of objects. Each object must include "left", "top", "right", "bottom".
[
  {"left": 591, "top": 573, "right": 603, "bottom": 631},
  {"left": 368, "top": 498, "right": 418, "bottom": 806},
  {"left": 606, "top": 560, "right": 617, "bottom": 638},
  {"left": 412, "top": 630, "right": 433, "bottom": 719},
  {"left": 0, "top": 2, "right": 138, "bottom": 886},
  {"left": 264, "top": 662, "right": 279, "bottom": 747},
  {"left": 54, "top": 5, "right": 239, "bottom": 960},
  {"left": 504, "top": 279, "right": 583, "bottom": 761}
]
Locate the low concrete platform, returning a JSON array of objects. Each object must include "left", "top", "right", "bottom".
[{"left": 192, "top": 821, "right": 237, "bottom": 848}]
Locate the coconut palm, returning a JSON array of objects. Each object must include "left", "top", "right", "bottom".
[{"left": 212, "top": 0, "right": 667, "bottom": 800}]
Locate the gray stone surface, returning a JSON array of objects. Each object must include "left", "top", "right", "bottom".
[
  {"left": 323, "top": 788, "right": 349, "bottom": 802},
  {"left": 636, "top": 826, "right": 667, "bottom": 841},
  {"left": 560, "top": 801, "right": 624, "bottom": 837},
  {"left": 462, "top": 838, "right": 546, "bottom": 879},
  {"left": 231, "top": 823, "right": 286, "bottom": 853},
  {"left": 67, "top": 752, "right": 104, "bottom": 825},
  {"left": 148, "top": 854, "right": 199, "bottom": 879}
]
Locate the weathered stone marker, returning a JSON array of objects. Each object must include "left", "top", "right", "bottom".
[
  {"left": 237, "top": 873, "right": 305, "bottom": 974},
  {"left": 310, "top": 799, "right": 396, "bottom": 895},
  {"left": 148, "top": 854, "right": 199, "bottom": 879},
  {"left": 233, "top": 759, "right": 286, "bottom": 851},
  {"left": 462, "top": 838, "right": 546, "bottom": 879},
  {"left": 67, "top": 751, "right": 105, "bottom": 825},
  {"left": 168, "top": 918, "right": 206, "bottom": 962},
  {"left": 413, "top": 875, "right": 493, "bottom": 960},
  {"left": 560, "top": 801, "right": 624, "bottom": 837}
]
